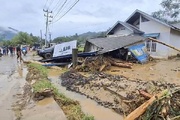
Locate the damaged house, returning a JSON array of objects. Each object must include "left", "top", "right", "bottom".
[
  {"left": 107, "top": 9, "right": 180, "bottom": 58},
  {"left": 84, "top": 35, "right": 148, "bottom": 63}
]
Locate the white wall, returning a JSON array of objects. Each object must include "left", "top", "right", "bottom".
[
  {"left": 108, "top": 25, "right": 133, "bottom": 37},
  {"left": 84, "top": 42, "right": 99, "bottom": 52},
  {"left": 169, "top": 29, "right": 180, "bottom": 56},
  {"left": 140, "top": 18, "right": 171, "bottom": 58}
]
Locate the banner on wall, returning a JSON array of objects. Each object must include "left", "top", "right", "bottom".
[{"left": 53, "top": 40, "right": 77, "bottom": 57}]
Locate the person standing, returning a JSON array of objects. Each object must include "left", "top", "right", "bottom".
[
  {"left": 16, "top": 45, "right": 24, "bottom": 63},
  {"left": 6, "top": 46, "right": 8, "bottom": 55},
  {"left": 9, "top": 46, "right": 13, "bottom": 56},
  {"left": 3, "top": 47, "right": 6, "bottom": 55}
]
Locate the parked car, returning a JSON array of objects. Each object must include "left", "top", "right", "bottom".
[{"left": 37, "top": 46, "right": 54, "bottom": 59}]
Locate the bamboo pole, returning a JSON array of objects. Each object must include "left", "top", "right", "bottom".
[{"left": 148, "top": 37, "right": 180, "bottom": 53}]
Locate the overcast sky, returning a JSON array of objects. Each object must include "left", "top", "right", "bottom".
[{"left": 0, "top": 0, "right": 162, "bottom": 39}]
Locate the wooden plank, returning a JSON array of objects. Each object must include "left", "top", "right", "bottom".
[{"left": 124, "top": 89, "right": 168, "bottom": 120}]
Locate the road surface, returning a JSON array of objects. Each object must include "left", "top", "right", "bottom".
[{"left": 0, "top": 55, "right": 27, "bottom": 120}]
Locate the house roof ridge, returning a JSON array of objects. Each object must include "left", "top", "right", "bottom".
[{"left": 125, "top": 9, "right": 180, "bottom": 32}]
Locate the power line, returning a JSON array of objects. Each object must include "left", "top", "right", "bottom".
[
  {"left": 52, "top": 0, "right": 68, "bottom": 20},
  {"left": 52, "top": 0, "right": 79, "bottom": 24},
  {"left": 51, "top": 0, "right": 63, "bottom": 12},
  {"left": 53, "top": 0, "right": 74, "bottom": 19}
]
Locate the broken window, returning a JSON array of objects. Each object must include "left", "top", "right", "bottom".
[
  {"left": 144, "top": 33, "right": 159, "bottom": 53},
  {"left": 146, "top": 38, "right": 157, "bottom": 52},
  {"left": 151, "top": 41, "right": 156, "bottom": 52}
]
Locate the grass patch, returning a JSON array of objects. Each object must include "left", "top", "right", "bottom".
[
  {"left": 32, "top": 80, "right": 54, "bottom": 93},
  {"left": 78, "top": 46, "right": 84, "bottom": 52},
  {"left": 28, "top": 63, "right": 48, "bottom": 77}
]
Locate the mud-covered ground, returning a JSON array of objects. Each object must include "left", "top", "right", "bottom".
[
  {"left": 61, "top": 70, "right": 180, "bottom": 118},
  {"left": 106, "top": 58, "right": 180, "bottom": 85},
  {"left": 0, "top": 55, "right": 29, "bottom": 120}
]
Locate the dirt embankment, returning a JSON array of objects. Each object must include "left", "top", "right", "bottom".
[
  {"left": 25, "top": 63, "right": 94, "bottom": 120},
  {"left": 61, "top": 70, "right": 180, "bottom": 119}
]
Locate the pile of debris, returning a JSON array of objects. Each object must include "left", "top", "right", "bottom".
[
  {"left": 61, "top": 71, "right": 180, "bottom": 120},
  {"left": 75, "top": 56, "right": 133, "bottom": 72}
]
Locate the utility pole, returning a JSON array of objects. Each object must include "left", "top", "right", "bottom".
[
  {"left": 49, "top": 32, "right": 52, "bottom": 43},
  {"left": 43, "top": 9, "right": 53, "bottom": 47},
  {"left": 40, "top": 30, "right": 42, "bottom": 47}
]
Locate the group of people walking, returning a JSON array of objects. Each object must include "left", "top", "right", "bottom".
[
  {"left": 0, "top": 46, "right": 16, "bottom": 56},
  {"left": 0, "top": 45, "right": 27, "bottom": 63}
]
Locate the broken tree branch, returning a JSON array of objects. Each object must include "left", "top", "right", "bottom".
[
  {"left": 138, "top": 90, "right": 153, "bottom": 99},
  {"left": 124, "top": 89, "right": 168, "bottom": 120}
]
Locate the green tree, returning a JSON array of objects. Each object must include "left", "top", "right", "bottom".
[
  {"left": 152, "top": 0, "right": 180, "bottom": 23},
  {"left": 53, "top": 36, "right": 71, "bottom": 43},
  {"left": 11, "top": 32, "right": 33, "bottom": 45},
  {"left": 30, "top": 33, "right": 40, "bottom": 44}
]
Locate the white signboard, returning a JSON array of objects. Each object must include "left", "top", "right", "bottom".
[{"left": 53, "top": 40, "right": 77, "bottom": 57}]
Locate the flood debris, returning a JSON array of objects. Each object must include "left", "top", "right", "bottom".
[
  {"left": 75, "top": 56, "right": 133, "bottom": 72},
  {"left": 60, "top": 70, "right": 180, "bottom": 120}
]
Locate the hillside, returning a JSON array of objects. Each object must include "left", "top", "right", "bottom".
[
  {"left": 53, "top": 31, "right": 107, "bottom": 45},
  {"left": 0, "top": 26, "right": 18, "bottom": 41}
]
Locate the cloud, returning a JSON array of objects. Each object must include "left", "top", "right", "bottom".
[{"left": 0, "top": 0, "right": 162, "bottom": 38}]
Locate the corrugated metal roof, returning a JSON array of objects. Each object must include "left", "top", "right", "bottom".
[{"left": 87, "top": 35, "right": 145, "bottom": 53}]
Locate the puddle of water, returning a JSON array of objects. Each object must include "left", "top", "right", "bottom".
[
  {"left": 49, "top": 76, "right": 124, "bottom": 120},
  {"left": 37, "top": 97, "right": 54, "bottom": 106}
]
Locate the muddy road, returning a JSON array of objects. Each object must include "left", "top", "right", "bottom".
[{"left": 0, "top": 56, "right": 27, "bottom": 120}]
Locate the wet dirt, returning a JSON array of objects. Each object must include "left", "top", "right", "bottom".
[
  {"left": 48, "top": 72, "right": 124, "bottom": 120},
  {"left": 60, "top": 70, "right": 179, "bottom": 118},
  {"left": 37, "top": 97, "right": 54, "bottom": 106},
  {"left": 106, "top": 58, "right": 180, "bottom": 85},
  {"left": 21, "top": 97, "right": 67, "bottom": 120}
]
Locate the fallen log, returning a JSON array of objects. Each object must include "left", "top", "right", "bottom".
[
  {"left": 138, "top": 90, "right": 153, "bottom": 99},
  {"left": 124, "top": 89, "right": 168, "bottom": 120},
  {"left": 110, "top": 61, "right": 132, "bottom": 68},
  {"left": 148, "top": 37, "right": 180, "bottom": 53},
  {"left": 108, "top": 58, "right": 132, "bottom": 68},
  {"left": 109, "top": 57, "right": 133, "bottom": 66}
]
